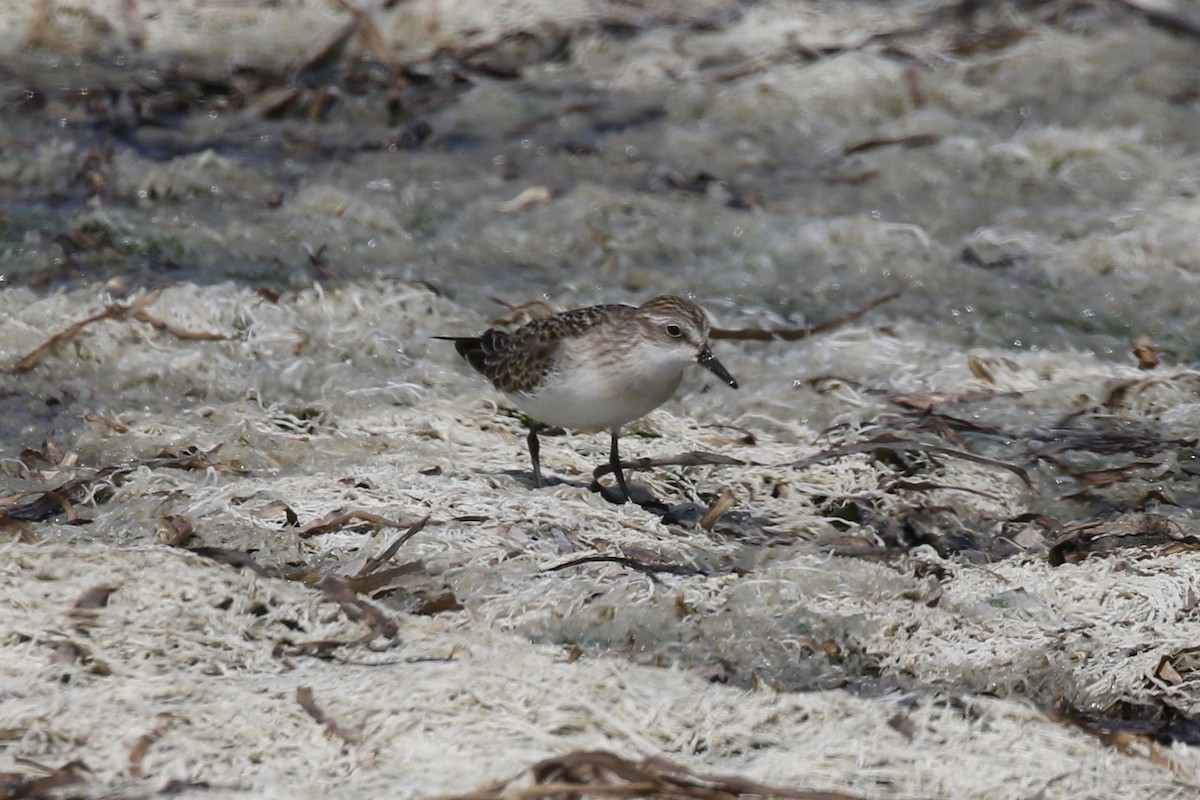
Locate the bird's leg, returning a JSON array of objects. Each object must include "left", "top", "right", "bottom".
[
  {"left": 526, "top": 424, "right": 545, "bottom": 488},
  {"left": 610, "top": 427, "right": 631, "bottom": 503}
]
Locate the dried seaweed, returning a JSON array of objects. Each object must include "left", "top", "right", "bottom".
[
  {"left": 788, "top": 434, "right": 1033, "bottom": 487},
  {"left": 9, "top": 287, "right": 234, "bottom": 374},
  {"left": 888, "top": 388, "right": 1195, "bottom": 522},
  {"left": 545, "top": 555, "right": 706, "bottom": 580},
  {"left": 158, "top": 514, "right": 196, "bottom": 547},
  {"left": 946, "top": 21, "right": 1030, "bottom": 55},
  {"left": 1046, "top": 700, "right": 1179, "bottom": 770},
  {"left": 249, "top": 500, "right": 301, "bottom": 527},
  {"left": 889, "top": 390, "right": 1021, "bottom": 414},
  {"left": 843, "top": 133, "right": 941, "bottom": 156},
  {"left": 0, "top": 489, "right": 86, "bottom": 524},
  {"left": 190, "top": 513, "right": 430, "bottom": 597},
  {"left": 1, "top": 445, "right": 241, "bottom": 524},
  {"left": 873, "top": 502, "right": 1019, "bottom": 559},
  {"left": 1132, "top": 335, "right": 1160, "bottom": 370},
  {"left": 349, "top": 516, "right": 429, "bottom": 577},
  {"left": 127, "top": 717, "right": 171, "bottom": 779},
  {"left": 1047, "top": 513, "right": 1200, "bottom": 566},
  {"left": 150, "top": 445, "right": 245, "bottom": 475},
  {"left": 338, "top": 516, "right": 431, "bottom": 596},
  {"left": 80, "top": 412, "right": 130, "bottom": 433},
  {"left": 1032, "top": 425, "right": 1177, "bottom": 457},
  {"left": 1062, "top": 461, "right": 1165, "bottom": 488},
  {"left": 316, "top": 574, "right": 400, "bottom": 643},
  {"left": 703, "top": 423, "right": 757, "bottom": 446},
  {"left": 187, "top": 547, "right": 272, "bottom": 577},
  {"left": 275, "top": 576, "right": 400, "bottom": 661},
  {"left": 1028, "top": 425, "right": 1197, "bottom": 508},
  {"left": 289, "top": 0, "right": 394, "bottom": 76},
  {"left": 785, "top": 398, "right": 1199, "bottom": 558},
  {"left": 71, "top": 585, "right": 115, "bottom": 610},
  {"left": 296, "top": 686, "right": 364, "bottom": 745},
  {"left": 592, "top": 451, "right": 746, "bottom": 481},
  {"left": 699, "top": 488, "right": 737, "bottom": 530},
  {"left": 878, "top": 378, "right": 1197, "bottom": 519},
  {"left": 0, "top": 759, "right": 90, "bottom": 800},
  {"left": 342, "top": 560, "right": 428, "bottom": 598},
  {"left": 0, "top": 452, "right": 130, "bottom": 521},
  {"left": 414, "top": 592, "right": 463, "bottom": 616},
  {"left": 491, "top": 186, "right": 553, "bottom": 213},
  {"left": 710, "top": 291, "right": 899, "bottom": 342},
  {"left": 442, "top": 750, "right": 868, "bottom": 800},
  {"left": 297, "top": 508, "right": 428, "bottom": 539}
]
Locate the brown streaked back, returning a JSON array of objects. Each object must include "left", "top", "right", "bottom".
[{"left": 450, "top": 303, "right": 636, "bottom": 394}]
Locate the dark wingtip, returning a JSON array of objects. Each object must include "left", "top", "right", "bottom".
[
  {"left": 435, "top": 330, "right": 511, "bottom": 378},
  {"left": 453, "top": 338, "right": 479, "bottom": 360},
  {"left": 432, "top": 335, "right": 480, "bottom": 357}
]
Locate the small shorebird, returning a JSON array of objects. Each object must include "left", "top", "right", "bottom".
[{"left": 438, "top": 296, "right": 738, "bottom": 502}]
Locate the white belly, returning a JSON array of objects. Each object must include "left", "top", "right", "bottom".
[{"left": 509, "top": 341, "right": 689, "bottom": 431}]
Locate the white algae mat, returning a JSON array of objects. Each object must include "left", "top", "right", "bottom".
[
  {"left": 1, "top": 281, "right": 1197, "bottom": 799},
  {"left": 1, "top": 1, "right": 1200, "bottom": 799}
]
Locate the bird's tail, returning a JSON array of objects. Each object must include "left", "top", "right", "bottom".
[{"left": 432, "top": 330, "right": 508, "bottom": 376}]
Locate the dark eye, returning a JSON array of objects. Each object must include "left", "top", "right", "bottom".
[{"left": 665, "top": 324, "right": 683, "bottom": 338}]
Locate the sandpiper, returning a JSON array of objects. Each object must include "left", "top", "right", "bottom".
[{"left": 438, "top": 296, "right": 738, "bottom": 502}]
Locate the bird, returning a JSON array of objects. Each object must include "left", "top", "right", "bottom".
[{"left": 437, "top": 295, "right": 738, "bottom": 503}]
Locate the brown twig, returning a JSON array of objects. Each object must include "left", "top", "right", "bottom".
[
  {"left": 316, "top": 575, "right": 400, "bottom": 645},
  {"left": 10, "top": 287, "right": 233, "bottom": 374},
  {"left": 699, "top": 488, "right": 737, "bottom": 530},
  {"left": 789, "top": 434, "right": 1034, "bottom": 487},
  {"left": 544, "top": 555, "right": 706, "bottom": 579},
  {"left": 273, "top": 575, "right": 400, "bottom": 662},
  {"left": 0, "top": 489, "right": 84, "bottom": 524},
  {"left": 1045, "top": 699, "right": 1175, "bottom": 768},
  {"left": 352, "top": 516, "right": 429, "bottom": 578},
  {"left": 441, "top": 750, "right": 867, "bottom": 800},
  {"left": 843, "top": 133, "right": 941, "bottom": 156},
  {"left": 297, "top": 509, "right": 426, "bottom": 539},
  {"left": 127, "top": 717, "right": 172, "bottom": 779},
  {"left": 881, "top": 478, "right": 1003, "bottom": 502},
  {"left": 187, "top": 546, "right": 272, "bottom": 576},
  {"left": 296, "top": 686, "right": 364, "bottom": 744},
  {"left": 81, "top": 412, "right": 130, "bottom": 433},
  {"left": 592, "top": 451, "right": 745, "bottom": 481},
  {"left": 710, "top": 290, "right": 899, "bottom": 341},
  {"left": 8, "top": 758, "right": 91, "bottom": 798},
  {"left": 128, "top": 308, "right": 231, "bottom": 341},
  {"left": 289, "top": 0, "right": 393, "bottom": 75}
]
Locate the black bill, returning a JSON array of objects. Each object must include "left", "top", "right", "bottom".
[{"left": 697, "top": 345, "right": 738, "bottom": 389}]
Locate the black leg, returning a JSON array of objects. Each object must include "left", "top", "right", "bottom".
[
  {"left": 610, "top": 428, "right": 630, "bottom": 503},
  {"left": 526, "top": 424, "right": 544, "bottom": 488}
]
